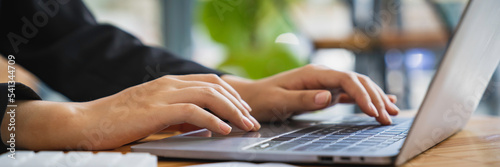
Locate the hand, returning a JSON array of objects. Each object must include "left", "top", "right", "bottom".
[
  {"left": 2, "top": 74, "right": 260, "bottom": 150},
  {"left": 223, "top": 64, "right": 399, "bottom": 125}
]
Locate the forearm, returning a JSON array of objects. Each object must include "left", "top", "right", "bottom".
[
  {"left": 0, "top": 99, "right": 165, "bottom": 151},
  {"left": 24, "top": 101, "right": 86, "bottom": 150},
  {"left": 1, "top": 100, "right": 88, "bottom": 150}
]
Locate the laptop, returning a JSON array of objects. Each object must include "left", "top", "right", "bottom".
[{"left": 132, "top": 0, "right": 500, "bottom": 165}]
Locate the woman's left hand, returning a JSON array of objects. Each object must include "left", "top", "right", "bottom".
[{"left": 222, "top": 64, "right": 399, "bottom": 125}]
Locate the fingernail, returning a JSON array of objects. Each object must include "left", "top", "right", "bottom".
[
  {"left": 391, "top": 103, "right": 400, "bottom": 112},
  {"left": 369, "top": 103, "right": 379, "bottom": 117},
  {"left": 314, "top": 91, "right": 330, "bottom": 105},
  {"left": 242, "top": 117, "right": 254, "bottom": 130},
  {"left": 218, "top": 121, "right": 232, "bottom": 134},
  {"left": 249, "top": 116, "right": 261, "bottom": 131},
  {"left": 241, "top": 100, "right": 252, "bottom": 112},
  {"left": 385, "top": 111, "right": 392, "bottom": 124}
]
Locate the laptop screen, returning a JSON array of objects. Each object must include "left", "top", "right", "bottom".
[{"left": 396, "top": 0, "right": 500, "bottom": 165}]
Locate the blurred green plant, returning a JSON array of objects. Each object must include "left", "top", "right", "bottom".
[{"left": 198, "top": 0, "right": 306, "bottom": 79}]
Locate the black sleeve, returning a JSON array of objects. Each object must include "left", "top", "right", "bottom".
[
  {"left": 0, "top": 0, "right": 224, "bottom": 102},
  {"left": 0, "top": 83, "right": 41, "bottom": 153}
]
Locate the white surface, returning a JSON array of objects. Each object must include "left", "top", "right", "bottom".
[
  {"left": 0, "top": 151, "right": 35, "bottom": 167},
  {"left": 114, "top": 152, "right": 157, "bottom": 167},
  {"left": 0, "top": 151, "right": 157, "bottom": 167},
  {"left": 20, "top": 151, "right": 64, "bottom": 167},
  {"left": 187, "top": 161, "right": 297, "bottom": 167}
]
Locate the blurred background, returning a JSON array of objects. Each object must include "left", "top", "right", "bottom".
[{"left": 36, "top": 0, "right": 500, "bottom": 117}]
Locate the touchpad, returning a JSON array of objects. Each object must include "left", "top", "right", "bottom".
[{"left": 181, "top": 121, "right": 315, "bottom": 138}]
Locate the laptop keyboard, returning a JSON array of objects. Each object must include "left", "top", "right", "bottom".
[{"left": 247, "top": 119, "right": 411, "bottom": 152}]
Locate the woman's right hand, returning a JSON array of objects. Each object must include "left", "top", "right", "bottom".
[
  {"left": 2, "top": 74, "right": 259, "bottom": 150},
  {"left": 84, "top": 74, "right": 261, "bottom": 148}
]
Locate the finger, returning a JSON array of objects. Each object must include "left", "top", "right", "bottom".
[
  {"left": 338, "top": 93, "right": 355, "bottom": 103},
  {"left": 162, "top": 75, "right": 258, "bottom": 130},
  {"left": 163, "top": 104, "right": 232, "bottom": 135},
  {"left": 165, "top": 87, "right": 255, "bottom": 131},
  {"left": 374, "top": 86, "right": 400, "bottom": 116},
  {"left": 357, "top": 75, "right": 392, "bottom": 125},
  {"left": 170, "top": 74, "right": 252, "bottom": 111},
  {"left": 338, "top": 93, "right": 398, "bottom": 112},
  {"left": 174, "top": 80, "right": 252, "bottom": 119},
  {"left": 304, "top": 70, "right": 379, "bottom": 117},
  {"left": 241, "top": 111, "right": 261, "bottom": 131},
  {"left": 283, "top": 89, "right": 332, "bottom": 113},
  {"left": 336, "top": 73, "right": 379, "bottom": 117},
  {"left": 172, "top": 80, "right": 259, "bottom": 129},
  {"left": 293, "top": 67, "right": 383, "bottom": 117},
  {"left": 162, "top": 125, "right": 180, "bottom": 132},
  {"left": 388, "top": 95, "right": 397, "bottom": 103},
  {"left": 163, "top": 123, "right": 203, "bottom": 133}
]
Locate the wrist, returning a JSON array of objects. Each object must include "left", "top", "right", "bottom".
[
  {"left": 221, "top": 75, "right": 254, "bottom": 87},
  {"left": 221, "top": 75, "right": 256, "bottom": 99}
]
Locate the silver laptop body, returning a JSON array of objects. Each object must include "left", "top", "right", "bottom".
[{"left": 132, "top": 0, "right": 500, "bottom": 165}]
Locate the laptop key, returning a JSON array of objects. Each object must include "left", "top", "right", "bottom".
[
  {"left": 305, "top": 134, "right": 324, "bottom": 138},
  {"left": 297, "top": 137, "right": 316, "bottom": 140},
  {"left": 357, "top": 143, "right": 376, "bottom": 147},
  {"left": 271, "top": 137, "right": 295, "bottom": 141},
  {"left": 340, "top": 139, "right": 361, "bottom": 143},
  {"left": 312, "top": 140, "right": 332, "bottom": 144},
  {"left": 280, "top": 134, "right": 303, "bottom": 138},
  {"left": 376, "top": 135, "right": 396, "bottom": 138},
  {"left": 370, "top": 136, "right": 391, "bottom": 140},
  {"left": 288, "top": 140, "right": 311, "bottom": 145},
  {"left": 316, "top": 138, "right": 335, "bottom": 142}
]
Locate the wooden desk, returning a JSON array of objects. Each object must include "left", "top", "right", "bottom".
[{"left": 112, "top": 115, "right": 500, "bottom": 167}]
